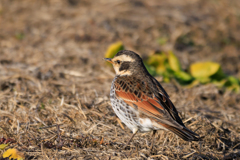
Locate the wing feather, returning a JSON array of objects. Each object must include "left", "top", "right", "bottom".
[
  {"left": 113, "top": 76, "right": 200, "bottom": 141},
  {"left": 114, "top": 76, "right": 185, "bottom": 128}
]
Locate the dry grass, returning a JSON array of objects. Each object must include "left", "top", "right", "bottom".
[{"left": 0, "top": 0, "right": 240, "bottom": 159}]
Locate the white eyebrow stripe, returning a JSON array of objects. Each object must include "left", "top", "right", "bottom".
[{"left": 112, "top": 55, "right": 135, "bottom": 62}]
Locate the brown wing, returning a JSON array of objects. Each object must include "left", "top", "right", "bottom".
[
  {"left": 151, "top": 77, "right": 186, "bottom": 126},
  {"left": 114, "top": 76, "right": 184, "bottom": 127},
  {"left": 114, "top": 76, "right": 199, "bottom": 141}
]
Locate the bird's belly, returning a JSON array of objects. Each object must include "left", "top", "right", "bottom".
[
  {"left": 110, "top": 78, "right": 163, "bottom": 133},
  {"left": 110, "top": 96, "right": 163, "bottom": 133},
  {"left": 110, "top": 97, "right": 139, "bottom": 132},
  {"left": 110, "top": 79, "right": 139, "bottom": 133},
  {"left": 139, "top": 118, "right": 166, "bottom": 132},
  {"left": 110, "top": 97, "right": 164, "bottom": 133}
]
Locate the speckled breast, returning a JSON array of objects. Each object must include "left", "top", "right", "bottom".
[{"left": 110, "top": 77, "right": 139, "bottom": 133}]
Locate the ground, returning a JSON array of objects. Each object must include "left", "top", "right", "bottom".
[{"left": 0, "top": 0, "right": 240, "bottom": 159}]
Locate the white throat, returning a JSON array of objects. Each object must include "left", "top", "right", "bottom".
[{"left": 113, "top": 66, "right": 132, "bottom": 76}]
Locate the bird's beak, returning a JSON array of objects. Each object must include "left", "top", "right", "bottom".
[{"left": 104, "top": 58, "right": 113, "bottom": 64}]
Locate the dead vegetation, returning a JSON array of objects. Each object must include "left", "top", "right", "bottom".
[{"left": 0, "top": 0, "right": 240, "bottom": 159}]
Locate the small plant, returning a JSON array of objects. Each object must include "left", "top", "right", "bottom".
[{"left": 105, "top": 42, "right": 240, "bottom": 92}]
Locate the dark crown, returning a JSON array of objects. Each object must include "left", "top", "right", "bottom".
[{"left": 115, "top": 50, "right": 142, "bottom": 61}]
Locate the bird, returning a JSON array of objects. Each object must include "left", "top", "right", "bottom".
[{"left": 104, "top": 50, "right": 200, "bottom": 149}]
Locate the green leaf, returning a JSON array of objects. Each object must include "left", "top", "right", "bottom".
[
  {"left": 190, "top": 62, "right": 220, "bottom": 78},
  {"left": 174, "top": 71, "right": 193, "bottom": 82},
  {"left": 15, "top": 33, "right": 25, "bottom": 40},
  {"left": 144, "top": 63, "right": 156, "bottom": 76},
  {"left": 174, "top": 71, "right": 193, "bottom": 85},
  {"left": 225, "top": 76, "right": 239, "bottom": 86},
  {"left": 210, "top": 68, "right": 226, "bottom": 81},
  {"left": 146, "top": 52, "right": 168, "bottom": 75},
  {"left": 168, "top": 51, "right": 181, "bottom": 72},
  {"left": 212, "top": 79, "right": 227, "bottom": 87},
  {"left": 105, "top": 41, "right": 124, "bottom": 59},
  {"left": 224, "top": 76, "right": 240, "bottom": 92},
  {"left": 41, "top": 103, "right": 45, "bottom": 109},
  {"left": 227, "top": 85, "right": 240, "bottom": 92},
  {"left": 157, "top": 37, "right": 168, "bottom": 45},
  {"left": 162, "top": 71, "right": 172, "bottom": 83},
  {"left": 0, "top": 143, "right": 8, "bottom": 150}
]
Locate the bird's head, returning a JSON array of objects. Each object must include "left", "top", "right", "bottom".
[{"left": 104, "top": 50, "right": 147, "bottom": 76}]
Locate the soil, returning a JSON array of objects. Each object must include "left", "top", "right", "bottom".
[{"left": 0, "top": 0, "right": 240, "bottom": 159}]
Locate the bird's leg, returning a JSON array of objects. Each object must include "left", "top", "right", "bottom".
[
  {"left": 150, "top": 130, "right": 157, "bottom": 150},
  {"left": 123, "top": 128, "right": 138, "bottom": 149}
]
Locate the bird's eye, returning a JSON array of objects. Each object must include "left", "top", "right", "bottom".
[{"left": 116, "top": 60, "right": 121, "bottom": 64}]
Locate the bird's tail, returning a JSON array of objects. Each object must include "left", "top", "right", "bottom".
[{"left": 162, "top": 124, "right": 200, "bottom": 141}]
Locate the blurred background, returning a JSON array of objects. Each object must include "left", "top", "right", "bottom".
[
  {"left": 1, "top": 0, "right": 240, "bottom": 73},
  {"left": 1, "top": 0, "right": 240, "bottom": 159}
]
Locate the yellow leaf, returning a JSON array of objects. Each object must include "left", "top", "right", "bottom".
[
  {"left": 184, "top": 80, "right": 200, "bottom": 88},
  {"left": 227, "top": 85, "right": 240, "bottom": 93},
  {"left": 168, "top": 51, "right": 181, "bottom": 72},
  {"left": 0, "top": 143, "right": 8, "bottom": 150},
  {"left": 156, "top": 64, "right": 166, "bottom": 74},
  {"left": 3, "top": 148, "right": 24, "bottom": 160},
  {"left": 104, "top": 41, "right": 124, "bottom": 59},
  {"left": 190, "top": 62, "right": 220, "bottom": 78},
  {"left": 198, "top": 77, "right": 211, "bottom": 84},
  {"left": 147, "top": 53, "right": 167, "bottom": 67},
  {"left": 163, "top": 77, "right": 170, "bottom": 83},
  {"left": 147, "top": 53, "right": 167, "bottom": 74},
  {"left": 212, "top": 79, "right": 227, "bottom": 87}
]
